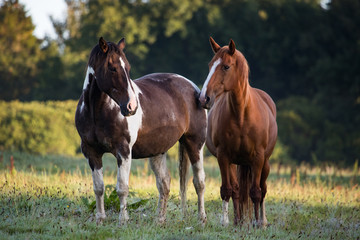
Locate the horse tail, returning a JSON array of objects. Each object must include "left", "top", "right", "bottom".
[
  {"left": 237, "top": 165, "right": 253, "bottom": 223},
  {"left": 179, "top": 142, "right": 190, "bottom": 216}
]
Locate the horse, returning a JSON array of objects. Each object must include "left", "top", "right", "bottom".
[
  {"left": 199, "top": 37, "right": 277, "bottom": 227},
  {"left": 75, "top": 37, "right": 207, "bottom": 226}
]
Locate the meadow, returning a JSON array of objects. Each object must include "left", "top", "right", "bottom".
[{"left": 0, "top": 151, "right": 359, "bottom": 239}]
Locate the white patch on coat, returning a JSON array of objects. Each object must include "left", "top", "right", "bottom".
[
  {"left": 80, "top": 66, "right": 95, "bottom": 113},
  {"left": 125, "top": 83, "right": 143, "bottom": 147},
  {"left": 80, "top": 101, "right": 85, "bottom": 113},
  {"left": 199, "top": 58, "right": 221, "bottom": 99},
  {"left": 83, "top": 66, "right": 95, "bottom": 90}
]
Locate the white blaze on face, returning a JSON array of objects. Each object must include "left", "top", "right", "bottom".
[
  {"left": 200, "top": 58, "right": 221, "bottom": 100},
  {"left": 83, "top": 66, "right": 95, "bottom": 90},
  {"left": 119, "top": 57, "right": 137, "bottom": 111}
]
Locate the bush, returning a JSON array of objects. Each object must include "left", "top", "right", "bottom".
[{"left": 0, "top": 100, "right": 80, "bottom": 156}]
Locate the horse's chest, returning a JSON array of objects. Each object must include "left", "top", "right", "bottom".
[{"left": 209, "top": 113, "right": 255, "bottom": 163}]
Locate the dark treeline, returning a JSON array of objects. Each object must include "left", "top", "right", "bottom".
[{"left": 0, "top": 0, "right": 359, "bottom": 166}]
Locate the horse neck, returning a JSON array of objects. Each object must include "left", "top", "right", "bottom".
[
  {"left": 84, "top": 77, "right": 107, "bottom": 123},
  {"left": 227, "top": 75, "right": 251, "bottom": 121}
]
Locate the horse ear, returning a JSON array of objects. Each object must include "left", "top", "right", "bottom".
[
  {"left": 99, "top": 37, "right": 108, "bottom": 53},
  {"left": 228, "top": 39, "right": 236, "bottom": 56},
  {"left": 118, "top": 38, "right": 125, "bottom": 50},
  {"left": 209, "top": 37, "right": 220, "bottom": 54}
]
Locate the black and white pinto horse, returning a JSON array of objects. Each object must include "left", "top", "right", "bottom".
[{"left": 75, "top": 37, "right": 207, "bottom": 225}]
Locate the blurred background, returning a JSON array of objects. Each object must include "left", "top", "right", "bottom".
[{"left": 0, "top": 0, "right": 359, "bottom": 168}]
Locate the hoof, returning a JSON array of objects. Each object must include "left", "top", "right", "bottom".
[
  {"left": 157, "top": 215, "right": 166, "bottom": 225},
  {"left": 252, "top": 220, "right": 269, "bottom": 229},
  {"left": 221, "top": 216, "right": 229, "bottom": 227},
  {"left": 96, "top": 212, "right": 106, "bottom": 225},
  {"left": 199, "top": 213, "right": 207, "bottom": 227},
  {"left": 119, "top": 211, "right": 129, "bottom": 226}
]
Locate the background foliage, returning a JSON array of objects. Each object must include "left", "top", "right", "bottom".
[
  {"left": 0, "top": 101, "right": 80, "bottom": 156},
  {"left": 0, "top": 0, "right": 359, "bottom": 166}
]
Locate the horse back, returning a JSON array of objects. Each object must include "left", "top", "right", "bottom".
[{"left": 131, "top": 73, "right": 206, "bottom": 158}]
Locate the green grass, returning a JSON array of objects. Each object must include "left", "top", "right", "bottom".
[{"left": 0, "top": 151, "right": 359, "bottom": 239}]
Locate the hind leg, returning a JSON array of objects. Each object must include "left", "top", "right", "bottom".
[
  {"left": 260, "top": 159, "right": 270, "bottom": 227},
  {"left": 182, "top": 138, "right": 206, "bottom": 225},
  {"left": 149, "top": 153, "right": 171, "bottom": 224},
  {"left": 229, "top": 164, "right": 241, "bottom": 225},
  {"left": 249, "top": 158, "right": 263, "bottom": 227},
  {"left": 179, "top": 143, "right": 190, "bottom": 217},
  {"left": 189, "top": 144, "right": 207, "bottom": 225}
]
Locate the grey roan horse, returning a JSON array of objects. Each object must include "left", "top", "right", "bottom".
[{"left": 75, "top": 37, "right": 207, "bottom": 225}]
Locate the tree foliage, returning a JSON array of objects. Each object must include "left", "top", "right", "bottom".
[
  {"left": 0, "top": 0, "right": 359, "bottom": 166},
  {"left": 0, "top": 0, "right": 39, "bottom": 100}
]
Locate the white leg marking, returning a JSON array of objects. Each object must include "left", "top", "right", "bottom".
[
  {"left": 191, "top": 145, "right": 207, "bottom": 225},
  {"left": 83, "top": 66, "right": 95, "bottom": 90},
  {"left": 149, "top": 154, "right": 171, "bottom": 224},
  {"left": 221, "top": 200, "right": 229, "bottom": 226},
  {"left": 92, "top": 167, "right": 106, "bottom": 224},
  {"left": 116, "top": 154, "right": 132, "bottom": 225},
  {"left": 261, "top": 200, "right": 268, "bottom": 227},
  {"left": 199, "top": 58, "right": 221, "bottom": 99}
]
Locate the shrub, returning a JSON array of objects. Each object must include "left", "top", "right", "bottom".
[{"left": 0, "top": 100, "right": 80, "bottom": 156}]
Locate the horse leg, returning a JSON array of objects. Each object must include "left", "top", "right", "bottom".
[
  {"left": 218, "top": 154, "right": 232, "bottom": 226},
  {"left": 260, "top": 159, "right": 270, "bottom": 227},
  {"left": 116, "top": 151, "right": 132, "bottom": 225},
  {"left": 249, "top": 160, "right": 263, "bottom": 227},
  {"left": 179, "top": 142, "right": 190, "bottom": 218},
  {"left": 83, "top": 146, "right": 106, "bottom": 225},
  {"left": 189, "top": 144, "right": 207, "bottom": 225},
  {"left": 149, "top": 153, "right": 171, "bottom": 224},
  {"left": 229, "top": 164, "right": 240, "bottom": 225}
]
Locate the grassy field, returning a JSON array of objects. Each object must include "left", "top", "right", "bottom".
[{"left": 0, "top": 151, "right": 359, "bottom": 239}]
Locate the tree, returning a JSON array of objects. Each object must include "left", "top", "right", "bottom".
[{"left": 0, "top": 0, "right": 40, "bottom": 100}]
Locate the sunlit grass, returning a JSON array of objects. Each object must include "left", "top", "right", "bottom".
[{"left": 0, "top": 152, "right": 359, "bottom": 239}]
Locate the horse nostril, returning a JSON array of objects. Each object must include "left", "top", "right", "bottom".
[
  {"left": 205, "top": 96, "right": 210, "bottom": 104},
  {"left": 127, "top": 102, "right": 133, "bottom": 111}
]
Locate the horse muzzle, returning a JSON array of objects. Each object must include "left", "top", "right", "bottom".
[
  {"left": 120, "top": 101, "right": 138, "bottom": 117},
  {"left": 199, "top": 95, "right": 211, "bottom": 109}
]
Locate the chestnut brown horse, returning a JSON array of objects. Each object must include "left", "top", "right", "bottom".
[
  {"left": 75, "top": 37, "right": 207, "bottom": 225},
  {"left": 199, "top": 37, "right": 277, "bottom": 227}
]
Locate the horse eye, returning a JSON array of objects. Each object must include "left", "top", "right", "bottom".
[{"left": 223, "top": 65, "right": 230, "bottom": 70}]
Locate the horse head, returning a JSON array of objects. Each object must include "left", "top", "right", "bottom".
[
  {"left": 199, "top": 37, "right": 249, "bottom": 109},
  {"left": 88, "top": 37, "right": 138, "bottom": 116}
]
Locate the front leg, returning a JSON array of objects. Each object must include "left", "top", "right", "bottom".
[
  {"left": 217, "top": 153, "right": 232, "bottom": 226},
  {"left": 92, "top": 166, "right": 106, "bottom": 225},
  {"left": 116, "top": 151, "right": 132, "bottom": 226},
  {"left": 83, "top": 144, "right": 106, "bottom": 225}
]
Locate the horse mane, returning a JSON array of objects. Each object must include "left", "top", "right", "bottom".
[{"left": 235, "top": 51, "right": 249, "bottom": 85}]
